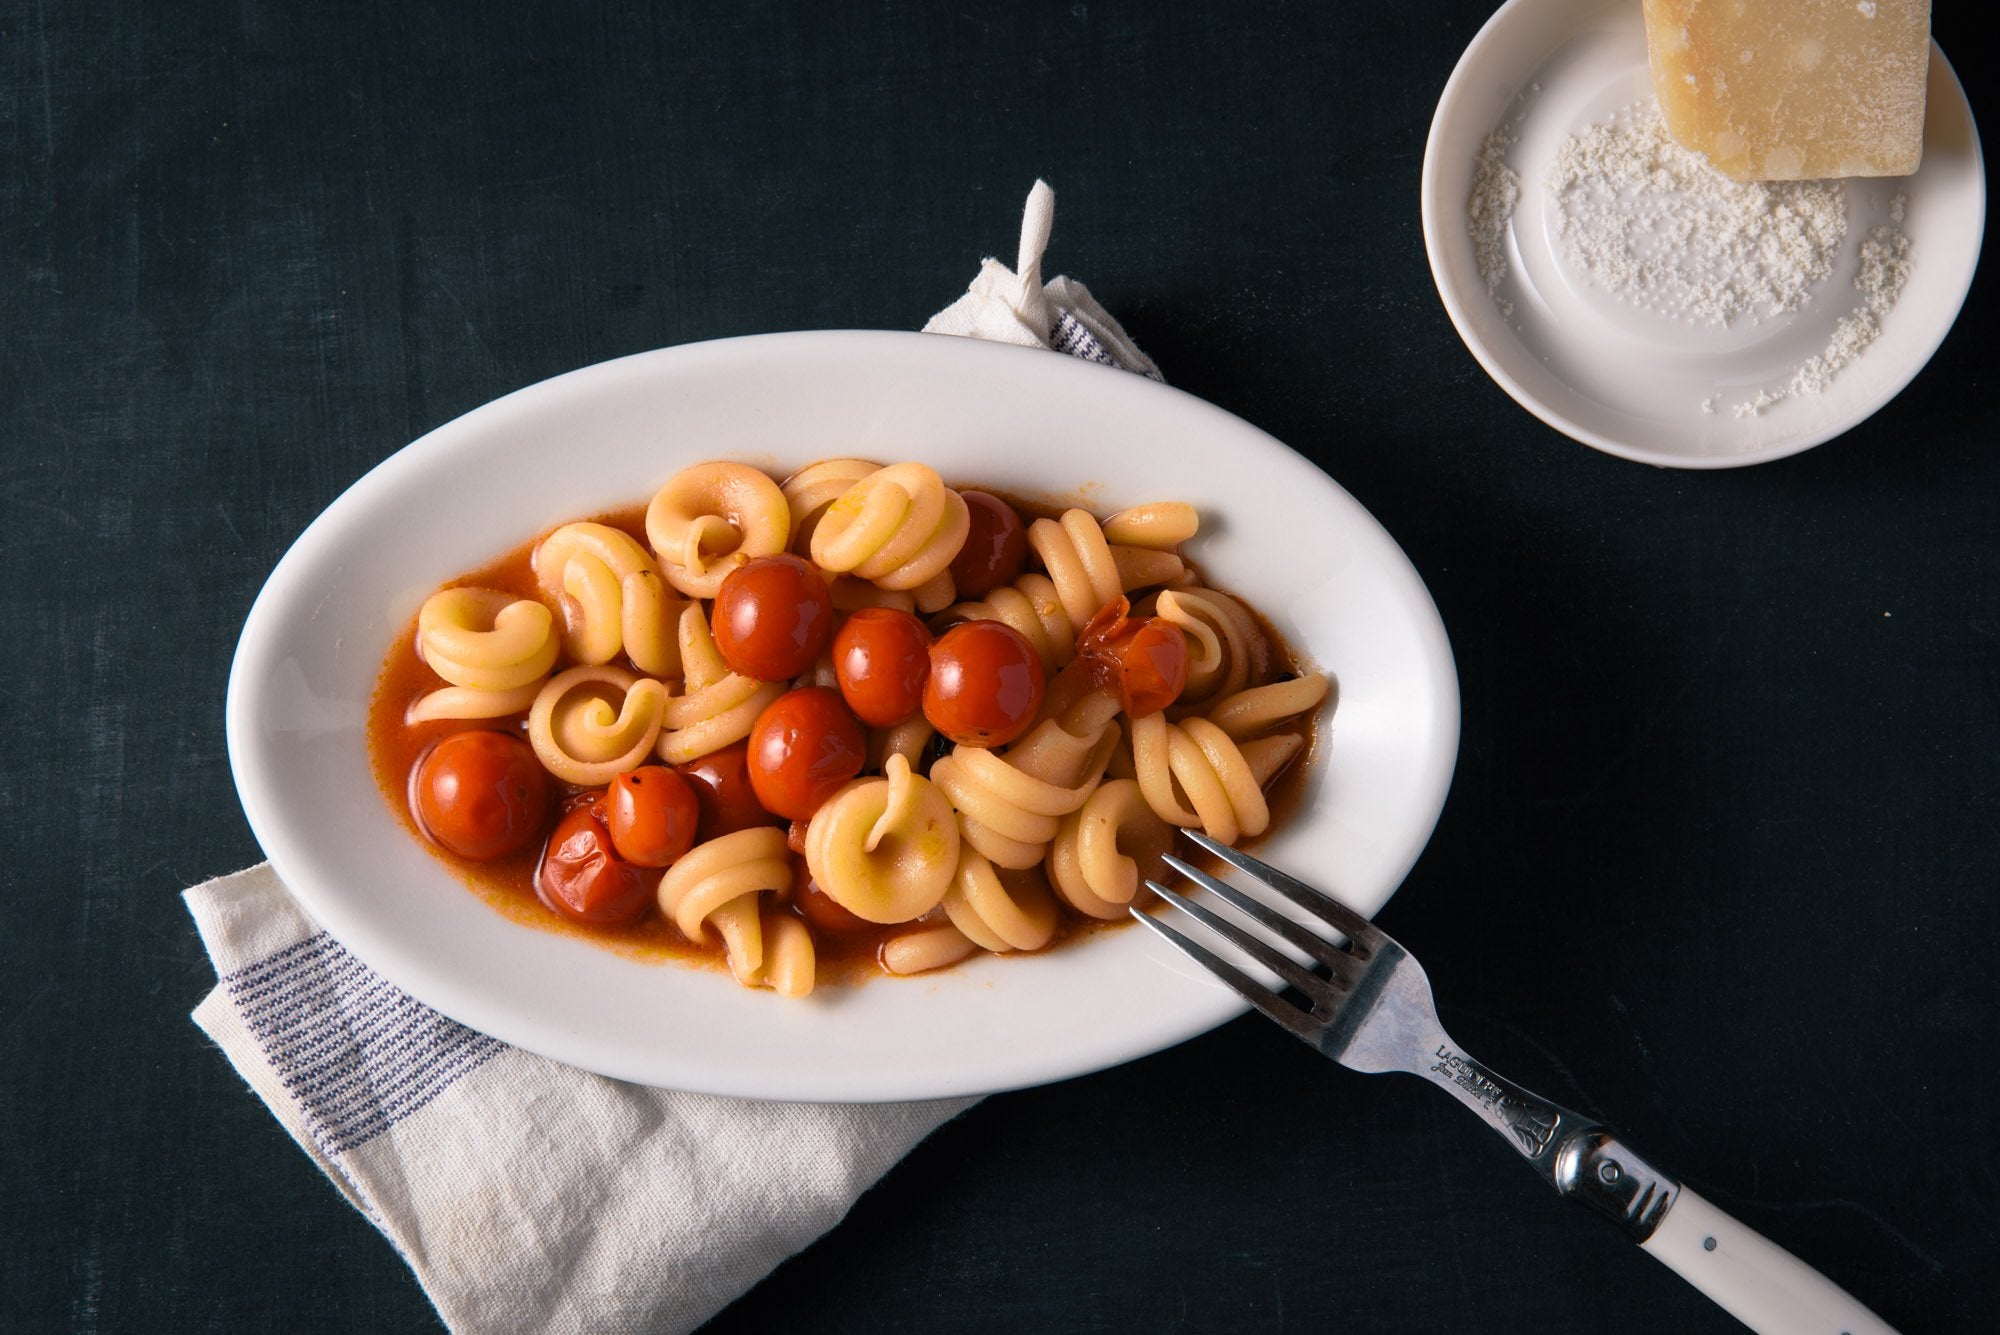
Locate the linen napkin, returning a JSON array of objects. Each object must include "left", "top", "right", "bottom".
[
  {"left": 924, "top": 178, "right": 1162, "bottom": 379},
  {"left": 186, "top": 178, "right": 1157, "bottom": 1335}
]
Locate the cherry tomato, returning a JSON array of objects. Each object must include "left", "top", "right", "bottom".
[
  {"left": 923, "top": 620, "right": 1045, "bottom": 746},
  {"left": 832, "top": 607, "right": 933, "bottom": 726},
  {"left": 948, "top": 491, "right": 1029, "bottom": 596},
  {"left": 536, "top": 801, "right": 651, "bottom": 925},
  {"left": 411, "top": 730, "right": 550, "bottom": 860},
  {"left": 712, "top": 554, "right": 834, "bottom": 681},
  {"left": 1075, "top": 597, "right": 1190, "bottom": 717},
  {"left": 606, "top": 766, "right": 699, "bottom": 867},
  {"left": 674, "top": 740, "right": 783, "bottom": 843},
  {"left": 794, "top": 867, "right": 872, "bottom": 936},
  {"left": 747, "top": 687, "right": 866, "bottom": 822}
]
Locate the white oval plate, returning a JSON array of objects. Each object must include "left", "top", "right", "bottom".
[
  {"left": 227, "top": 331, "right": 1459, "bottom": 1102},
  {"left": 1422, "top": 0, "right": 1984, "bottom": 468}
]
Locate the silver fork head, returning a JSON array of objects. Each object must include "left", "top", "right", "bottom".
[{"left": 1133, "top": 830, "right": 1438, "bottom": 1072}]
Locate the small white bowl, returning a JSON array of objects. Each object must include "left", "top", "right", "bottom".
[{"left": 1421, "top": 0, "right": 1984, "bottom": 468}]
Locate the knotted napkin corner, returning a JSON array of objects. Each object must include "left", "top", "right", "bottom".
[{"left": 924, "top": 179, "right": 1163, "bottom": 381}]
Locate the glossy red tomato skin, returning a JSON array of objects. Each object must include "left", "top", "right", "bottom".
[
  {"left": 1076, "top": 597, "right": 1190, "bottom": 717},
  {"left": 536, "top": 801, "right": 651, "bottom": 925},
  {"left": 713, "top": 554, "right": 834, "bottom": 682},
  {"left": 606, "top": 766, "right": 699, "bottom": 867},
  {"left": 948, "top": 491, "right": 1029, "bottom": 596},
  {"left": 747, "top": 687, "right": 867, "bottom": 822},
  {"left": 832, "top": 607, "right": 933, "bottom": 726},
  {"left": 411, "top": 730, "right": 551, "bottom": 860},
  {"left": 674, "top": 741, "right": 784, "bottom": 843},
  {"left": 794, "top": 870, "right": 872, "bottom": 936},
  {"left": 923, "top": 620, "right": 1046, "bottom": 747}
]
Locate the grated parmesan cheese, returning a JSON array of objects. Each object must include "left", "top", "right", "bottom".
[{"left": 1548, "top": 102, "right": 1846, "bottom": 328}]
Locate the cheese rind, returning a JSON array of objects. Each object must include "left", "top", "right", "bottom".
[{"left": 1641, "top": 0, "right": 1930, "bottom": 181}]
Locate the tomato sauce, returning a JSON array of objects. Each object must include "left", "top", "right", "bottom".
[{"left": 366, "top": 491, "right": 1323, "bottom": 988}]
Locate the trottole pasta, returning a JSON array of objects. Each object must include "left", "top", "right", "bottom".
[
  {"left": 655, "top": 604, "right": 785, "bottom": 766},
  {"left": 645, "top": 461, "right": 791, "bottom": 598},
  {"left": 369, "top": 456, "right": 1330, "bottom": 997},
  {"left": 533, "top": 522, "right": 682, "bottom": 677},
  {"left": 809, "top": 462, "right": 970, "bottom": 611}
]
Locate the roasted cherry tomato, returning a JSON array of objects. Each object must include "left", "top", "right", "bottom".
[
  {"left": 712, "top": 553, "right": 834, "bottom": 682},
  {"left": 411, "top": 730, "right": 550, "bottom": 860},
  {"left": 606, "top": 766, "right": 699, "bottom": 867},
  {"left": 674, "top": 740, "right": 783, "bottom": 842},
  {"left": 948, "top": 491, "right": 1029, "bottom": 597},
  {"left": 832, "top": 607, "right": 933, "bottom": 726},
  {"left": 747, "top": 687, "right": 866, "bottom": 822},
  {"left": 536, "top": 801, "right": 651, "bottom": 925},
  {"left": 923, "top": 620, "right": 1045, "bottom": 746},
  {"left": 794, "top": 866, "right": 872, "bottom": 936},
  {"left": 1075, "top": 597, "right": 1189, "bottom": 717}
]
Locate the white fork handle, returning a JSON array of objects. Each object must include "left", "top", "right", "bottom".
[{"left": 1641, "top": 1187, "right": 1898, "bottom": 1334}]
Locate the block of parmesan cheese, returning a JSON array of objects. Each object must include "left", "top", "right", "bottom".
[{"left": 1641, "top": 0, "right": 1930, "bottom": 181}]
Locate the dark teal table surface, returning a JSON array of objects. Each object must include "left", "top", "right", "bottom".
[{"left": 3, "top": 2, "right": 1992, "bottom": 1330}]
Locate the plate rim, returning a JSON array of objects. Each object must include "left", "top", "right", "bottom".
[{"left": 225, "top": 329, "right": 1462, "bottom": 1101}]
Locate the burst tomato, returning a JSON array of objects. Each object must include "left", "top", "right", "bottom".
[
  {"left": 536, "top": 800, "right": 651, "bottom": 925},
  {"left": 1075, "top": 597, "right": 1189, "bottom": 717}
]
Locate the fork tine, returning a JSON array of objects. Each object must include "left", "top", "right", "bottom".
[
  {"left": 1128, "top": 906, "right": 1322, "bottom": 1042},
  {"left": 1183, "top": 831, "right": 1380, "bottom": 950},
  {"left": 1144, "top": 877, "right": 1339, "bottom": 1003},
  {"left": 1159, "top": 854, "right": 1359, "bottom": 983}
]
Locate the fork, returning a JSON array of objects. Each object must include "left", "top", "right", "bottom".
[{"left": 1134, "top": 832, "right": 1898, "bottom": 1335}]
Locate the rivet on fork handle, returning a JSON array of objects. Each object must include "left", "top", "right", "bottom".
[
  {"left": 1413, "top": 1034, "right": 1677, "bottom": 1242},
  {"left": 1554, "top": 1128, "right": 1680, "bottom": 1241}
]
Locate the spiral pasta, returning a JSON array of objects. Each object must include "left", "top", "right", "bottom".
[
  {"left": 809, "top": 463, "right": 969, "bottom": 610},
  {"left": 804, "top": 754, "right": 960, "bottom": 923},
  {"left": 869, "top": 715, "right": 937, "bottom": 772},
  {"left": 417, "top": 588, "right": 560, "bottom": 690},
  {"left": 950, "top": 515, "right": 1189, "bottom": 670},
  {"left": 880, "top": 923, "right": 979, "bottom": 976},
  {"left": 1027, "top": 509, "right": 1188, "bottom": 633},
  {"left": 1102, "top": 501, "right": 1199, "bottom": 550},
  {"left": 405, "top": 682, "right": 543, "bottom": 725},
  {"left": 527, "top": 664, "right": 668, "bottom": 786},
  {"left": 929, "top": 690, "right": 1121, "bottom": 868},
  {"left": 945, "top": 573, "right": 1075, "bottom": 668},
  {"left": 534, "top": 522, "right": 681, "bottom": 677},
  {"left": 827, "top": 575, "right": 918, "bottom": 615},
  {"left": 1206, "top": 674, "right": 1330, "bottom": 740},
  {"left": 781, "top": 457, "right": 879, "bottom": 552},
  {"left": 645, "top": 462, "right": 792, "bottom": 598},
  {"left": 1151, "top": 587, "right": 1267, "bottom": 716},
  {"left": 755, "top": 912, "right": 817, "bottom": 997},
  {"left": 656, "top": 827, "right": 808, "bottom": 992},
  {"left": 1127, "top": 712, "right": 1306, "bottom": 845},
  {"left": 657, "top": 603, "right": 786, "bottom": 766},
  {"left": 945, "top": 848, "right": 1061, "bottom": 952},
  {"left": 1046, "top": 778, "right": 1175, "bottom": 919}
]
